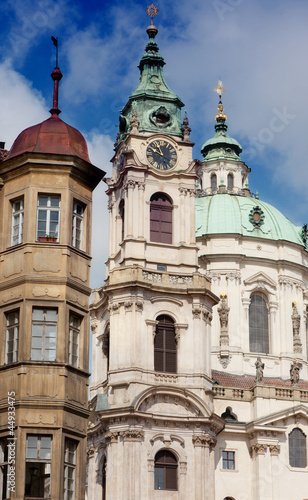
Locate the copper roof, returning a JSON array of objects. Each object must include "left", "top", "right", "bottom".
[{"left": 6, "top": 114, "right": 90, "bottom": 162}]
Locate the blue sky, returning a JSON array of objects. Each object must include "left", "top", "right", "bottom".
[{"left": 1, "top": 0, "right": 307, "bottom": 288}]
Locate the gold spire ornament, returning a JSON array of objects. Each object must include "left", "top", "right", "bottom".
[
  {"left": 146, "top": 4, "right": 159, "bottom": 24},
  {"left": 214, "top": 80, "right": 227, "bottom": 122}
]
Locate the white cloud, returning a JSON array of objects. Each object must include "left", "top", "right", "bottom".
[{"left": 0, "top": 60, "right": 47, "bottom": 148}]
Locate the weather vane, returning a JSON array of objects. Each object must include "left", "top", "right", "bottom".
[{"left": 146, "top": 4, "right": 159, "bottom": 24}]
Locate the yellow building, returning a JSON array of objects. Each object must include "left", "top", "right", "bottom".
[{"left": 0, "top": 66, "right": 104, "bottom": 499}]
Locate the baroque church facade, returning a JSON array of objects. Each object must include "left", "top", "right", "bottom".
[
  {"left": 0, "top": 8, "right": 308, "bottom": 500},
  {"left": 87, "top": 12, "right": 308, "bottom": 500}
]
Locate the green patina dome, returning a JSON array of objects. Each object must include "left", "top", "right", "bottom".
[{"left": 195, "top": 194, "right": 305, "bottom": 247}]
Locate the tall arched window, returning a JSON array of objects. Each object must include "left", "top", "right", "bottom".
[
  {"left": 154, "top": 450, "right": 178, "bottom": 490},
  {"left": 211, "top": 174, "right": 217, "bottom": 191},
  {"left": 150, "top": 193, "right": 172, "bottom": 244},
  {"left": 249, "top": 294, "right": 269, "bottom": 353},
  {"left": 154, "top": 315, "right": 176, "bottom": 373},
  {"left": 227, "top": 173, "right": 234, "bottom": 191},
  {"left": 102, "top": 456, "right": 106, "bottom": 500},
  {"left": 119, "top": 199, "right": 125, "bottom": 241},
  {"left": 289, "top": 428, "right": 307, "bottom": 468}
]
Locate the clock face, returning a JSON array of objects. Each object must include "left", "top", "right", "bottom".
[{"left": 146, "top": 139, "right": 177, "bottom": 171}]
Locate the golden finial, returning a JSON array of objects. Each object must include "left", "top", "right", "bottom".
[
  {"left": 146, "top": 4, "right": 159, "bottom": 25},
  {"left": 221, "top": 291, "right": 226, "bottom": 297},
  {"left": 214, "top": 80, "right": 227, "bottom": 122}
]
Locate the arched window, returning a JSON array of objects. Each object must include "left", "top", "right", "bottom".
[
  {"left": 227, "top": 173, "right": 234, "bottom": 191},
  {"left": 211, "top": 173, "right": 217, "bottom": 191},
  {"left": 150, "top": 193, "right": 172, "bottom": 244},
  {"left": 102, "top": 456, "right": 106, "bottom": 500},
  {"left": 249, "top": 294, "right": 269, "bottom": 354},
  {"left": 289, "top": 428, "right": 307, "bottom": 468},
  {"left": 154, "top": 450, "right": 177, "bottom": 490},
  {"left": 102, "top": 324, "right": 110, "bottom": 374},
  {"left": 154, "top": 315, "right": 176, "bottom": 373},
  {"left": 119, "top": 199, "right": 124, "bottom": 241}
]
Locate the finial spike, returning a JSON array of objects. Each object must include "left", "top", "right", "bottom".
[
  {"left": 51, "top": 36, "right": 59, "bottom": 68},
  {"left": 214, "top": 80, "right": 227, "bottom": 122}
]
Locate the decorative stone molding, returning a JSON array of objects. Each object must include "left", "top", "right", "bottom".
[
  {"left": 269, "top": 444, "right": 280, "bottom": 456},
  {"left": 292, "top": 302, "right": 302, "bottom": 354},
  {"left": 218, "top": 352, "right": 232, "bottom": 369},
  {"left": 130, "top": 106, "right": 139, "bottom": 132},
  {"left": 124, "top": 179, "right": 136, "bottom": 191},
  {"left": 108, "top": 302, "right": 120, "bottom": 315},
  {"left": 135, "top": 299, "right": 143, "bottom": 311},
  {"left": 205, "top": 271, "right": 221, "bottom": 283},
  {"left": 169, "top": 275, "right": 193, "bottom": 285},
  {"left": 87, "top": 446, "right": 95, "bottom": 459},
  {"left": 124, "top": 300, "right": 133, "bottom": 312},
  {"left": 147, "top": 458, "right": 154, "bottom": 472},
  {"left": 2, "top": 290, "right": 22, "bottom": 303},
  {"left": 32, "top": 286, "right": 61, "bottom": 298},
  {"left": 142, "top": 271, "right": 162, "bottom": 282},
  {"left": 192, "top": 304, "right": 202, "bottom": 319},
  {"left": 192, "top": 434, "right": 216, "bottom": 449},
  {"left": 251, "top": 443, "right": 267, "bottom": 455},
  {"left": 105, "top": 431, "right": 119, "bottom": 444},
  {"left": 226, "top": 271, "right": 241, "bottom": 284},
  {"left": 120, "top": 430, "right": 144, "bottom": 442},
  {"left": 182, "top": 114, "right": 191, "bottom": 142},
  {"left": 137, "top": 181, "right": 145, "bottom": 191},
  {"left": 155, "top": 373, "right": 177, "bottom": 384},
  {"left": 179, "top": 461, "right": 188, "bottom": 474}
]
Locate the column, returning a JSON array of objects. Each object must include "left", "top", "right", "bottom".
[{"left": 138, "top": 182, "right": 145, "bottom": 239}]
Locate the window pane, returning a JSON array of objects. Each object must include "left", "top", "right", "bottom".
[{"left": 249, "top": 295, "right": 269, "bottom": 353}]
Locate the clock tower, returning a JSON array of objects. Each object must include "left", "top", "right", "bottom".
[{"left": 88, "top": 8, "right": 223, "bottom": 500}]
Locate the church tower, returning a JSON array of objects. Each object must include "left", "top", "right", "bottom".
[
  {"left": 0, "top": 64, "right": 104, "bottom": 498},
  {"left": 88, "top": 8, "right": 223, "bottom": 500}
]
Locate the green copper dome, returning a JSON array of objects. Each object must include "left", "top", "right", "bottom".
[
  {"left": 195, "top": 194, "right": 305, "bottom": 247},
  {"left": 117, "top": 22, "right": 184, "bottom": 142},
  {"left": 201, "top": 121, "right": 242, "bottom": 162}
]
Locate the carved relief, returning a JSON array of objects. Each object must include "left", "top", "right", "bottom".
[
  {"left": 120, "top": 430, "right": 144, "bottom": 442},
  {"left": 192, "top": 434, "right": 216, "bottom": 449},
  {"left": 251, "top": 443, "right": 267, "bottom": 455},
  {"left": 2, "top": 290, "right": 22, "bottom": 303},
  {"left": 25, "top": 412, "right": 57, "bottom": 425},
  {"left": 269, "top": 445, "right": 280, "bottom": 456},
  {"left": 105, "top": 432, "right": 119, "bottom": 444},
  {"left": 32, "top": 286, "right": 61, "bottom": 298},
  {"left": 70, "top": 259, "right": 88, "bottom": 282},
  {"left": 33, "top": 252, "right": 60, "bottom": 273},
  {"left": 4, "top": 254, "right": 23, "bottom": 277}
]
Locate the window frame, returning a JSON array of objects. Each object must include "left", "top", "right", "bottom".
[
  {"left": 222, "top": 450, "right": 235, "bottom": 470},
  {"left": 0, "top": 438, "right": 9, "bottom": 499},
  {"left": 63, "top": 439, "right": 77, "bottom": 500},
  {"left": 289, "top": 428, "right": 307, "bottom": 468},
  {"left": 31, "top": 308, "right": 58, "bottom": 362},
  {"left": 72, "top": 200, "right": 85, "bottom": 249},
  {"left": 227, "top": 173, "right": 234, "bottom": 191},
  {"left": 154, "top": 450, "right": 178, "bottom": 491},
  {"left": 5, "top": 310, "right": 19, "bottom": 364},
  {"left": 150, "top": 193, "right": 173, "bottom": 244},
  {"left": 36, "top": 195, "right": 60, "bottom": 242},
  {"left": 211, "top": 173, "right": 217, "bottom": 191},
  {"left": 69, "top": 313, "right": 81, "bottom": 368},
  {"left": 249, "top": 293, "right": 269, "bottom": 354},
  {"left": 25, "top": 435, "right": 52, "bottom": 498},
  {"left": 154, "top": 315, "right": 177, "bottom": 373},
  {"left": 11, "top": 197, "right": 24, "bottom": 246}
]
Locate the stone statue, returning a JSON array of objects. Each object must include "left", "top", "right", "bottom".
[
  {"left": 290, "top": 361, "right": 301, "bottom": 385},
  {"left": 292, "top": 302, "right": 302, "bottom": 354},
  {"left": 218, "top": 293, "right": 230, "bottom": 347},
  {"left": 255, "top": 356, "right": 264, "bottom": 383}
]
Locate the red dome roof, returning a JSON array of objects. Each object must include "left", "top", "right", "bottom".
[{"left": 7, "top": 114, "right": 90, "bottom": 162}]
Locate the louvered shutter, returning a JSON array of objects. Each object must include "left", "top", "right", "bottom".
[{"left": 150, "top": 194, "right": 172, "bottom": 244}]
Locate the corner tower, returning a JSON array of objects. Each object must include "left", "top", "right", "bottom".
[
  {"left": 89, "top": 8, "right": 223, "bottom": 500},
  {"left": 0, "top": 64, "right": 104, "bottom": 499}
]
